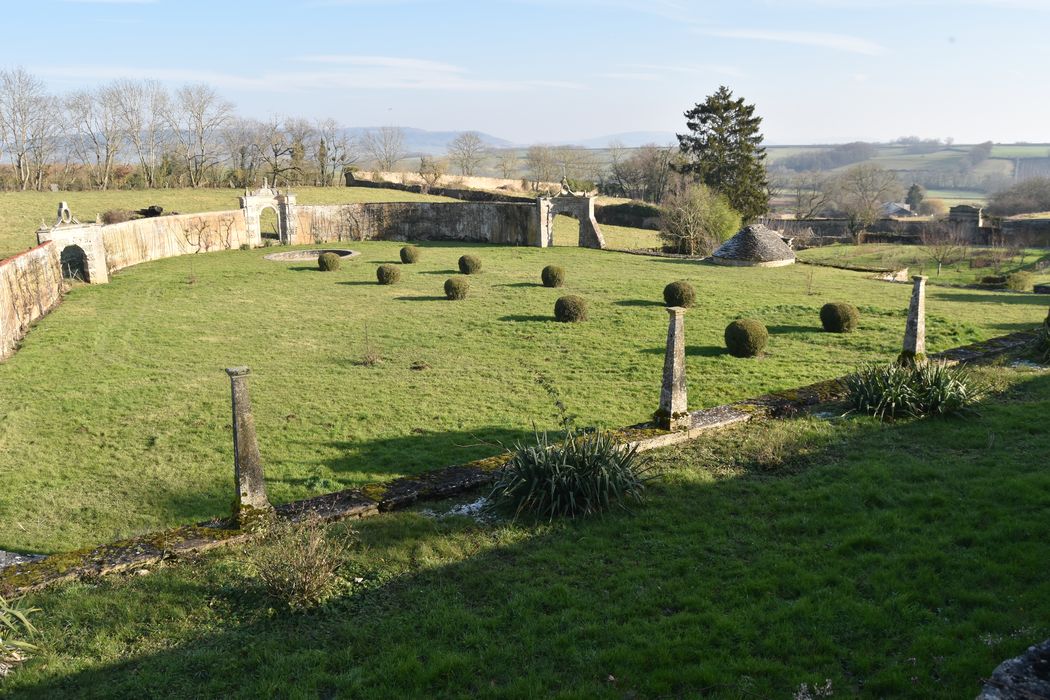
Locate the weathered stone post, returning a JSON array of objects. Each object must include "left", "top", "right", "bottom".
[
  {"left": 900, "top": 275, "right": 928, "bottom": 365},
  {"left": 657, "top": 306, "right": 689, "bottom": 431},
  {"left": 225, "top": 367, "right": 271, "bottom": 523}
]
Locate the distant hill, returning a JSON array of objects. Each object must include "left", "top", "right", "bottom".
[{"left": 343, "top": 127, "right": 513, "bottom": 156}]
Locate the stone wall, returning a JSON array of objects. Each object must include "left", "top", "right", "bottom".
[
  {"left": 0, "top": 242, "right": 63, "bottom": 361},
  {"left": 292, "top": 202, "right": 541, "bottom": 246}
]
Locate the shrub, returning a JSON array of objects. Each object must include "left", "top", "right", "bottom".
[
  {"left": 1, "top": 594, "right": 39, "bottom": 678},
  {"left": 376, "top": 264, "right": 400, "bottom": 285},
  {"left": 101, "top": 209, "right": 133, "bottom": 225},
  {"left": 659, "top": 184, "right": 741, "bottom": 255},
  {"left": 663, "top": 280, "right": 696, "bottom": 308},
  {"left": 554, "top": 295, "right": 588, "bottom": 322},
  {"left": 1032, "top": 319, "right": 1050, "bottom": 363},
  {"left": 444, "top": 276, "right": 469, "bottom": 300},
  {"left": 249, "top": 516, "right": 352, "bottom": 611},
  {"left": 844, "top": 361, "right": 982, "bottom": 420},
  {"left": 980, "top": 275, "right": 1007, "bottom": 285},
  {"left": 458, "top": 255, "right": 482, "bottom": 274},
  {"left": 1006, "top": 271, "right": 1033, "bottom": 292},
  {"left": 541, "top": 264, "right": 566, "bottom": 288},
  {"left": 724, "top": 319, "right": 768, "bottom": 357},
  {"left": 488, "top": 428, "right": 650, "bottom": 520},
  {"left": 820, "top": 302, "right": 860, "bottom": 333},
  {"left": 317, "top": 252, "right": 341, "bottom": 272},
  {"left": 400, "top": 245, "right": 421, "bottom": 264}
]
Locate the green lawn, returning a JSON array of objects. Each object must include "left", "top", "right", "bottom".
[
  {"left": 923, "top": 188, "right": 987, "bottom": 208},
  {"left": 3, "top": 364, "right": 1048, "bottom": 698},
  {"left": 798, "top": 243, "right": 1050, "bottom": 287},
  {"left": 0, "top": 186, "right": 457, "bottom": 260},
  {"left": 2, "top": 243, "right": 1047, "bottom": 554}
]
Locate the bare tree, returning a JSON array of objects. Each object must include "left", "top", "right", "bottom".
[
  {"left": 222, "top": 117, "right": 265, "bottom": 187},
  {"left": 113, "top": 79, "right": 168, "bottom": 188},
  {"left": 923, "top": 221, "right": 967, "bottom": 276},
  {"left": 526, "top": 144, "right": 558, "bottom": 189},
  {"left": 789, "top": 171, "right": 835, "bottom": 219},
  {"left": 608, "top": 143, "right": 675, "bottom": 203},
  {"left": 418, "top": 155, "right": 447, "bottom": 192},
  {"left": 833, "top": 164, "right": 903, "bottom": 235},
  {"left": 166, "top": 84, "right": 233, "bottom": 188},
  {"left": 66, "top": 83, "right": 126, "bottom": 190},
  {"left": 361, "top": 126, "right": 405, "bottom": 172},
  {"left": 315, "top": 118, "right": 356, "bottom": 186},
  {"left": 447, "top": 131, "right": 485, "bottom": 176},
  {"left": 492, "top": 148, "right": 518, "bottom": 179},
  {"left": 659, "top": 185, "right": 741, "bottom": 255},
  {"left": 0, "top": 67, "right": 61, "bottom": 190},
  {"left": 282, "top": 117, "right": 315, "bottom": 185}
]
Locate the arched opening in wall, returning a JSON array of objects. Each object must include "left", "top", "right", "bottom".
[
  {"left": 550, "top": 214, "right": 583, "bottom": 246},
  {"left": 60, "top": 245, "right": 89, "bottom": 282},
  {"left": 259, "top": 206, "right": 280, "bottom": 241}
]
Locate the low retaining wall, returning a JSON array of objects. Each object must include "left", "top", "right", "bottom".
[
  {"left": 292, "top": 202, "right": 541, "bottom": 246},
  {"left": 0, "top": 243, "right": 63, "bottom": 361}
]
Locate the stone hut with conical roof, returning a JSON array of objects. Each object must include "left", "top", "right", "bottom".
[{"left": 712, "top": 224, "right": 795, "bottom": 267}]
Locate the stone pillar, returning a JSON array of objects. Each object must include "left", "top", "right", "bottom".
[
  {"left": 534, "top": 197, "right": 552, "bottom": 247},
  {"left": 900, "top": 275, "right": 928, "bottom": 365},
  {"left": 657, "top": 307, "right": 689, "bottom": 431},
  {"left": 225, "top": 367, "right": 271, "bottom": 521}
]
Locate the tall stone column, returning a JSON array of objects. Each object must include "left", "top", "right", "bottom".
[
  {"left": 225, "top": 367, "right": 271, "bottom": 522},
  {"left": 900, "top": 275, "right": 928, "bottom": 365},
  {"left": 657, "top": 307, "right": 689, "bottom": 431}
]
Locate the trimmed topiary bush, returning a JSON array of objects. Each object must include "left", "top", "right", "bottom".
[
  {"left": 487, "top": 427, "right": 650, "bottom": 520},
  {"left": 554, "top": 295, "right": 588, "bottom": 323},
  {"left": 541, "top": 265, "right": 566, "bottom": 288},
  {"left": 820, "top": 302, "right": 860, "bottom": 333},
  {"left": 444, "top": 276, "right": 469, "bottom": 300},
  {"left": 400, "top": 245, "right": 421, "bottom": 264},
  {"left": 663, "top": 280, "right": 696, "bottom": 308},
  {"left": 1006, "top": 271, "right": 1032, "bottom": 292},
  {"left": 459, "top": 254, "right": 482, "bottom": 274},
  {"left": 318, "top": 252, "right": 341, "bottom": 272},
  {"left": 376, "top": 264, "right": 400, "bottom": 285},
  {"left": 724, "top": 319, "right": 768, "bottom": 357}
]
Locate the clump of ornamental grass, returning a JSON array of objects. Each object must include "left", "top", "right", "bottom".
[
  {"left": 488, "top": 427, "right": 653, "bottom": 521},
  {"left": 844, "top": 360, "right": 983, "bottom": 420},
  {"left": 1, "top": 594, "right": 39, "bottom": 679}
]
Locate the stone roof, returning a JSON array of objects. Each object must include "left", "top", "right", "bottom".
[{"left": 712, "top": 224, "right": 796, "bottom": 263}]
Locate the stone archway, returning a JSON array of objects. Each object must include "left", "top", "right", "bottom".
[
  {"left": 239, "top": 180, "right": 298, "bottom": 245},
  {"left": 60, "top": 244, "right": 89, "bottom": 282},
  {"left": 537, "top": 193, "right": 605, "bottom": 249}
]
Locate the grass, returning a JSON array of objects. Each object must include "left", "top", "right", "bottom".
[
  {"left": 2, "top": 242, "right": 1047, "bottom": 554},
  {"left": 552, "top": 214, "right": 661, "bottom": 249},
  {"left": 923, "top": 188, "right": 987, "bottom": 207},
  {"left": 0, "top": 186, "right": 457, "bottom": 260},
  {"left": 798, "top": 243, "right": 1050, "bottom": 287},
  {"left": 3, "top": 363, "right": 1048, "bottom": 698}
]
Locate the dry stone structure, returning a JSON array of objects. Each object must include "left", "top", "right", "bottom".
[
  {"left": 0, "top": 244, "right": 64, "bottom": 360},
  {"left": 712, "top": 224, "right": 796, "bottom": 267}
]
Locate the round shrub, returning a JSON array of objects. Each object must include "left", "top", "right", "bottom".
[
  {"left": 317, "top": 252, "right": 341, "bottom": 272},
  {"left": 541, "top": 265, "right": 566, "bottom": 288},
  {"left": 1006, "top": 271, "right": 1032, "bottom": 292},
  {"left": 820, "top": 302, "right": 860, "bottom": 333},
  {"left": 376, "top": 264, "right": 401, "bottom": 285},
  {"left": 444, "top": 276, "right": 469, "bottom": 300},
  {"left": 554, "top": 295, "right": 588, "bottom": 323},
  {"left": 663, "top": 280, "right": 696, "bottom": 308},
  {"left": 400, "top": 245, "right": 421, "bottom": 264},
  {"left": 458, "top": 255, "right": 482, "bottom": 275},
  {"left": 724, "top": 319, "right": 768, "bottom": 358}
]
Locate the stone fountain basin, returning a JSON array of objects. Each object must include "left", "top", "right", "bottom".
[{"left": 264, "top": 248, "right": 359, "bottom": 262}]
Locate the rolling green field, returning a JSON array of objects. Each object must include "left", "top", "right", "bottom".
[
  {"left": 0, "top": 186, "right": 457, "bottom": 260},
  {"left": 4, "top": 364, "right": 1048, "bottom": 698},
  {"left": 798, "top": 243, "right": 1050, "bottom": 287},
  {"left": 1, "top": 242, "right": 1046, "bottom": 555}
]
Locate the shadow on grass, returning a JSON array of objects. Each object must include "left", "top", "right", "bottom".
[
  {"left": 418, "top": 269, "right": 459, "bottom": 276},
  {"left": 767, "top": 324, "right": 824, "bottom": 335},
  {"left": 641, "top": 345, "right": 728, "bottom": 357},
  {"left": 937, "top": 292, "right": 1050, "bottom": 306},
  {"left": 499, "top": 282, "right": 543, "bottom": 288},
  {"left": 614, "top": 299, "right": 664, "bottom": 308},
  {"left": 286, "top": 265, "right": 323, "bottom": 273},
  {"left": 394, "top": 295, "right": 447, "bottom": 302},
  {"left": 17, "top": 372, "right": 1050, "bottom": 697},
  {"left": 337, "top": 281, "right": 379, "bottom": 286},
  {"left": 499, "top": 314, "right": 552, "bottom": 323}
]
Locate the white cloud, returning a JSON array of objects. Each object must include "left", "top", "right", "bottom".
[{"left": 694, "top": 28, "right": 886, "bottom": 55}]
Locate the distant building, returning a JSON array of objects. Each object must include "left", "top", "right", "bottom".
[{"left": 879, "top": 202, "right": 915, "bottom": 218}]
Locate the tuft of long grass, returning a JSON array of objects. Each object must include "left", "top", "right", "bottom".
[
  {"left": 844, "top": 360, "right": 982, "bottom": 420},
  {"left": 0, "top": 594, "right": 39, "bottom": 678}
]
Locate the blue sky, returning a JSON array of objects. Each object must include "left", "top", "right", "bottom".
[{"left": 4, "top": 0, "right": 1049, "bottom": 144}]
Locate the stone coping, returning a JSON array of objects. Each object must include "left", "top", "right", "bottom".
[
  {"left": 0, "top": 329, "right": 1039, "bottom": 596},
  {"left": 263, "top": 248, "right": 359, "bottom": 262}
]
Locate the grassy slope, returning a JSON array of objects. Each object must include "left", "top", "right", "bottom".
[
  {"left": 4, "top": 365, "right": 1048, "bottom": 699},
  {"left": 2, "top": 243, "right": 1046, "bottom": 554},
  {"left": 0, "top": 186, "right": 457, "bottom": 260},
  {"left": 798, "top": 244, "right": 1050, "bottom": 286}
]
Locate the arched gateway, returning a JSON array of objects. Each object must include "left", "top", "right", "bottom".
[
  {"left": 536, "top": 180, "right": 606, "bottom": 249},
  {"left": 239, "top": 180, "right": 297, "bottom": 244}
]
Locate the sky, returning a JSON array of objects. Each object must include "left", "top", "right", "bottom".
[{"left": 3, "top": 0, "right": 1049, "bottom": 145}]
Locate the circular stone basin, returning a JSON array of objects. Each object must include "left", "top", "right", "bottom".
[{"left": 264, "top": 248, "right": 359, "bottom": 262}]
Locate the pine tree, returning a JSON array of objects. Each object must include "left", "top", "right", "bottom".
[
  {"left": 676, "top": 86, "right": 769, "bottom": 221},
  {"left": 906, "top": 183, "right": 924, "bottom": 212}
]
